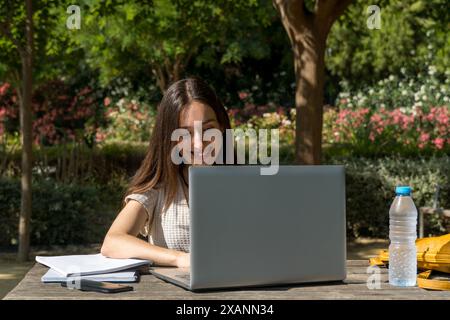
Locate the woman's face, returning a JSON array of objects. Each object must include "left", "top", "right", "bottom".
[{"left": 178, "top": 101, "right": 222, "bottom": 165}]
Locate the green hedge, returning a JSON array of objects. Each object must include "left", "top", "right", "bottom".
[
  {"left": 0, "top": 156, "right": 449, "bottom": 246},
  {"left": 0, "top": 141, "right": 147, "bottom": 185},
  {"left": 330, "top": 156, "right": 450, "bottom": 238},
  {"left": 0, "top": 179, "right": 123, "bottom": 246}
]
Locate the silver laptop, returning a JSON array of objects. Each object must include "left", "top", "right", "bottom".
[{"left": 150, "top": 165, "right": 347, "bottom": 291}]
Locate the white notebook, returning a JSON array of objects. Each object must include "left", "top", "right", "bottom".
[
  {"left": 41, "top": 268, "right": 140, "bottom": 283},
  {"left": 36, "top": 253, "right": 151, "bottom": 277}
]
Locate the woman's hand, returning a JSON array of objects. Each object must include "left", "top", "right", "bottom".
[{"left": 175, "top": 251, "right": 190, "bottom": 268}]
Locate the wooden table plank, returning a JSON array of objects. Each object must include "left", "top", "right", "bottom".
[{"left": 4, "top": 260, "right": 450, "bottom": 300}]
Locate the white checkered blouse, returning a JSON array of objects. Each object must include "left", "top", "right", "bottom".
[{"left": 124, "top": 176, "right": 190, "bottom": 253}]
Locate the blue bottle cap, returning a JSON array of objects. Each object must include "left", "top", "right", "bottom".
[{"left": 395, "top": 186, "right": 412, "bottom": 196}]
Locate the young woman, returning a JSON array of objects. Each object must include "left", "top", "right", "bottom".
[{"left": 100, "top": 77, "right": 232, "bottom": 268}]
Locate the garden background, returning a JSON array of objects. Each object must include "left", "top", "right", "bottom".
[{"left": 0, "top": 0, "right": 449, "bottom": 289}]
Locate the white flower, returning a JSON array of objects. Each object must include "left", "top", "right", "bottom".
[
  {"left": 428, "top": 65, "right": 437, "bottom": 76},
  {"left": 369, "top": 89, "right": 375, "bottom": 95},
  {"left": 358, "top": 97, "right": 367, "bottom": 105},
  {"left": 263, "top": 113, "right": 271, "bottom": 118},
  {"left": 444, "top": 96, "right": 449, "bottom": 102},
  {"left": 389, "top": 75, "right": 395, "bottom": 81},
  {"left": 380, "top": 103, "right": 386, "bottom": 108},
  {"left": 402, "top": 90, "right": 408, "bottom": 96},
  {"left": 420, "top": 85, "right": 426, "bottom": 93},
  {"left": 422, "top": 95, "right": 428, "bottom": 101}
]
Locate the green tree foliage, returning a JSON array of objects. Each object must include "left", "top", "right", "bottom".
[
  {"left": 68, "top": 0, "right": 276, "bottom": 93},
  {"left": 326, "top": 0, "right": 449, "bottom": 88},
  {"left": 0, "top": 1, "right": 82, "bottom": 85}
]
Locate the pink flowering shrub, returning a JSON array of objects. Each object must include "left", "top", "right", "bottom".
[
  {"left": 228, "top": 103, "right": 449, "bottom": 156},
  {"left": 228, "top": 105, "right": 295, "bottom": 151},
  {"left": 96, "top": 98, "right": 156, "bottom": 143},
  {"left": 323, "top": 106, "right": 449, "bottom": 154},
  {"left": 227, "top": 102, "right": 274, "bottom": 126},
  {"left": 0, "top": 81, "right": 108, "bottom": 146},
  {"left": 0, "top": 83, "right": 16, "bottom": 139}
]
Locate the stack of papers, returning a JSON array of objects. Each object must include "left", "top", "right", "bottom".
[{"left": 36, "top": 253, "right": 152, "bottom": 283}]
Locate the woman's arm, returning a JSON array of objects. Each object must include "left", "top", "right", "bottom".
[{"left": 100, "top": 200, "right": 190, "bottom": 268}]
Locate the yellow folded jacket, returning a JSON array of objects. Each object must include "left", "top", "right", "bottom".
[{"left": 369, "top": 233, "right": 450, "bottom": 290}]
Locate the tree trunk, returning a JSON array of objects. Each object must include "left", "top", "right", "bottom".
[
  {"left": 294, "top": 29, "right": 326, "bottom": 164},
  {"left": 273, "top": 0, "right": 352, "bottom": 165},
  {"left": 17, "top": 0, "right": 33, "bottom": 262},
  {"left": 152, "top": 50, "right": 194, "bottom": 93}
]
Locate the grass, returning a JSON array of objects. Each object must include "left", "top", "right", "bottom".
[{"left": 0, "top": 256, "right": 34, "bottom": 299}]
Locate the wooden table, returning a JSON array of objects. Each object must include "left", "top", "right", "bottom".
[{"left": 4, "top": 260, "right": 450, "bottom": 300}]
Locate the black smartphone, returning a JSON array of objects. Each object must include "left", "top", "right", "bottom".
[{"left": 61, "top": 279, "right": 133, "bottom": 293}]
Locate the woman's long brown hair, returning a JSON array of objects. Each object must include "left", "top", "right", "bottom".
[{"left": 124, "top": 77, "right": 232, "bottom": 212}]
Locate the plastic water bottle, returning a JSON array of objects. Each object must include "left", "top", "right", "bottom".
[{"left": 388, "top": 186, "right": 417, "bottom": 286}]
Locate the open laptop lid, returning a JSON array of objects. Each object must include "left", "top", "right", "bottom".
[{"left": 189, "top": 165, "right": 346, "bottom": 291}]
